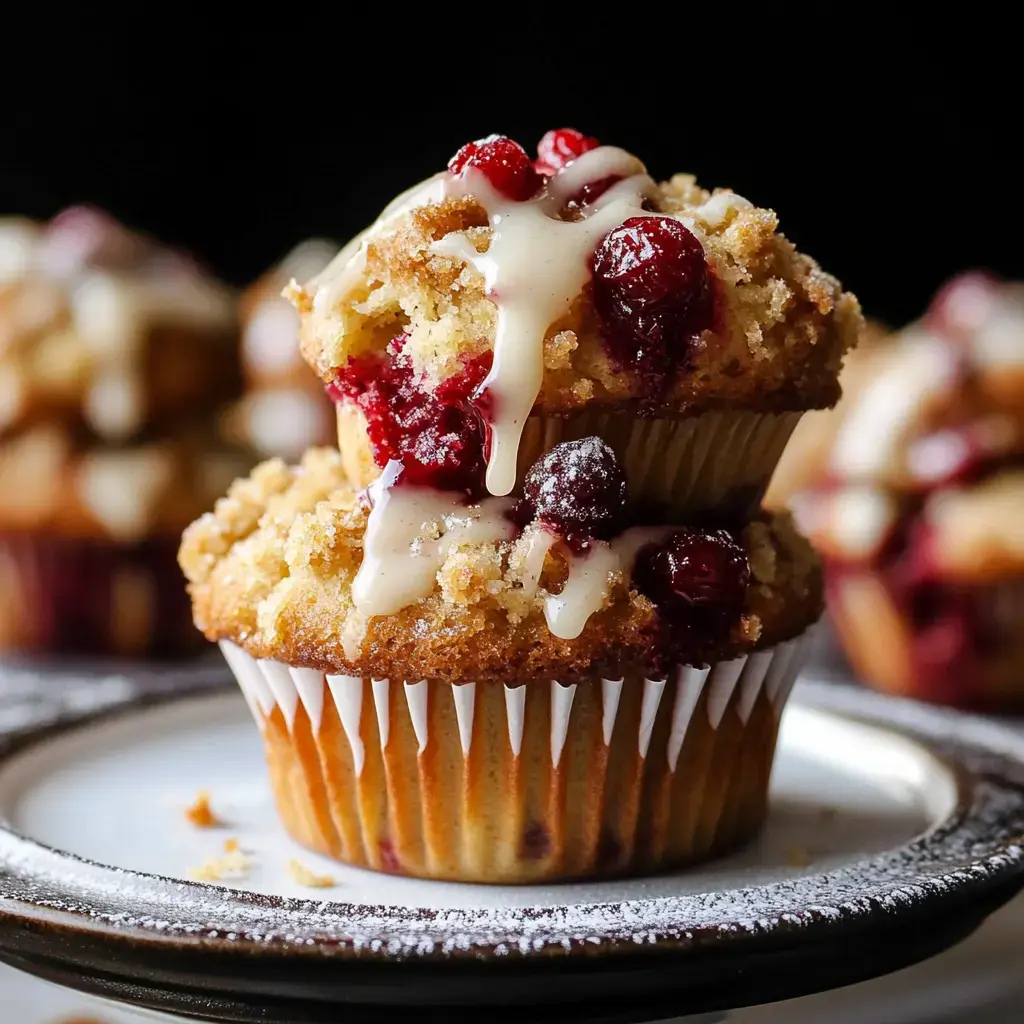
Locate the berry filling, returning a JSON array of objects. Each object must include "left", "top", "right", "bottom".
[
  {"left": 535, "top": 128, "right": 600, "bottom": 175},
  {"left": 328, "top": 337, "right": 492, "bottom": 495},
  {"left": 517, "top": 437, "right": 628, "bottom": 551},
  {"left": 633, "top": 527, "right": 750, "bottom": 671},
  {"left": 592, "top": 216, "right": 714, "bottom": 400},
  {"left": 448, "top": 135, "right": 542, "bottom": 202}
]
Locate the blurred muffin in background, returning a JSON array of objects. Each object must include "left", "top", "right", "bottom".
[
  {"left": 0, "top": 207, "right": 248, "bottom": 658},
  {"left": 765, "top": 320, "right": 889, "bottom": 510},
  {"left": 227, "top": 240, "right": 337, "bottom": 461},
  {"left": 796, "top": 273, "right": 1024, "bottom": 709}
]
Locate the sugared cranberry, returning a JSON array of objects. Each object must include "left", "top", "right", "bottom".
[
  {"left": 591, "top": 216, "right": 714, "bottom": 399},
  {"left": 519, "top": 437, "right": 628, "bottom": 550},
  {"left": 535, "top": 128, "right": 599, "bottom": 175},
  {"left": 926, "top": 271, "right": 1000, "bottom": 339},
  {"left": 634, "top": 528, "right": 749, "bottom": 615},
  {"left": 448, "top": 135, "right": 542, "bottom": 202},
  {"left": 328, "top": 337, "right": 491, "bottom": 496}
]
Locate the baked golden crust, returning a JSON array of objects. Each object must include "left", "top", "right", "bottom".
[
  {"left": 291, "top": 175, "right": 863, "bottom": 419},
  {"left": 181, "top": 450, "right": 822, "bottom": 682}
]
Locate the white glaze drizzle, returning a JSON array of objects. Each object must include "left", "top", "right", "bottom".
[
  {"left": 327, "top": 675, "right": 365, "bottom": 775},
  {"left": 404, "top": 680, "right": 430, "bottom": 754},
  {"left": 504, "top": 685, "right": 527, "bottom": 757},
  {"left": 435, "top": 147, "right": 659, "bottom": 496},
  {"left": 290, "top": 667, "right": 325, "bottom": 732},
  {"left": 352, "top": 461, "right": 515, "bottom": 617},
  {"left": 638, "top": 679, "right": 666, "bottom": 758},
  {"left": 543, "top": 526, "right": 673, "bottom": 640},
  {"left": 668, "top": 666, "right": 710, "bottom": 770},
  {"left": 600, "top": 678, "right": 623, "bottom": 746},
  {"left": 452, "top": 683, "right": 477, "bottom": 757},
  {"left": 550, "top": 682, "right": 577, "bottom": 768}
]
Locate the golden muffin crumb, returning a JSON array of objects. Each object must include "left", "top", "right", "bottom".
[
  {"left": 189, "top": 847, "right": 251, "bottom": 882},
  {"left": 293, "top": 167, "right": 863, "bottom": 417},
  {"left": 287, "top": 858, "right": 336, "bottom": 888},
  {"left": 181, "top": 452, "right": 822, "bottom": 682},
  {"left": 184, "top": 790, "right": 222, "bottom": 828}
]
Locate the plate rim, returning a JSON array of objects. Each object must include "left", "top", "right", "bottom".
[{"left": 0, "top": 676, "right": 1022, "bottom": 966}]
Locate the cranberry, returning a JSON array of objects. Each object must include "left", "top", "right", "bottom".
[
  {"left": 592, "top": 216, "right": 714, "bottom": 399},
  {"left": 634, "top": 528, "right": 750, "bottom": 614},
  {"left": 448, "top": 135, "right": 542, "bottom": 202},
  {"left": 328, "top": 337, "right": 491, "bottom": 495},
  {"left": 519, "top": 437, "right": 628, "bottom": 550},
  {"left": 926, "top": 271, "right": 1000, "bottom": 339},
  {"left": 535, "top": 128, "right": 599, "bottom": 175}
]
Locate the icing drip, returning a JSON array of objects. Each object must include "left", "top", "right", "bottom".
[
  {"left": 434, "top": 147, "right": 659, "bottom": 496},
  {"left": 352, "top": 461, "right": 515, "bottom": 617},
  {"left": 543, "top": 526, "right": 673, "bottom": 640}
]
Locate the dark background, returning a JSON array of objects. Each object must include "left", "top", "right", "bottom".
[{"left": 2, "top": 47, "right": 1017, "bottom": 329}]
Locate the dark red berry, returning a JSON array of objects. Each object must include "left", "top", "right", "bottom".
[
  {"left": 448, "top": 135, "right": 542, "bottom": 202},
  {"left": 519, "top": 437, "right": 628, "bottom": 550},
  {"left": 328, "top": 337, "right": 492, "bottom": 496},
  {"left": 634, "top": 528, "right": 749, "bottom": 615},
  {"left": 591, "top": 216, "right": 714, "bottom": 399},
  {"left": 535, "top": 128, "right": 599, "bottom": 175}
]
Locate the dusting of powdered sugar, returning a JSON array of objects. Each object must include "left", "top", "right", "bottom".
[{"left": 1, "top": 677, "right": 1023, "bottom": 960}]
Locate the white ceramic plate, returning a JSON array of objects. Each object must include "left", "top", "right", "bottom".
[{"left": 1, "top": 678, "right": 1023, "bottom": 1023}]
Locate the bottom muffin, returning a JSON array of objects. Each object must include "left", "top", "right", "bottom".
[
  {"left": 221, "top": 635, "right": 809, "bottom": 883},
  {"left": 181, "top": 447, "right": 822, "bottom": 881}
]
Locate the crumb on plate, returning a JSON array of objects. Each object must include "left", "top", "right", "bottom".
[
  {"left": 184, "top": 789, "right": 222, "bottom": 828},
  {"left": 224, "top": 837, "right": 240, "bottom": 853},
  {"left": 287, "top": 858, "right": 336, "bottom": 888},
  {"left": 189, "top": 847, "right": 251, "bottom": 882},
  {"left": 786, "top": 844, "right": 813, "bottom": 868}
]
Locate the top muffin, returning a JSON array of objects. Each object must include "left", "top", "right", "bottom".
[{"left": 290, "top": 130, "right": 863, "bottom": 496}]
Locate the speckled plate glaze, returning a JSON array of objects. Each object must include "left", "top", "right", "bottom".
[{"left": 0, "top": 673, "right": 1023, "bottom": 1024}]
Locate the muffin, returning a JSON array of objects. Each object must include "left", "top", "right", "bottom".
[
  {"left": 796, "top": 272, "right": 1024, "bottom": 709},
  {"left": 182, "top": 129, "right": 861, "bottom": 882},
  {"left": 0, "top": 207, "right": 247, "bottom": 657},
  {"left": 228, "top": 240, "right": 338, "bottom": 461},
  {"left": 765, "top": 320, "right": 889, "bottom": 510}
]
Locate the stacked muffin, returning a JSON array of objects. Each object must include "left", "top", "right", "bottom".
[
  {"left": 796, "top": 273, "right": 1024, "bottom": 709},
  {"left": 229, "top": 240, "right": 338, "bottom": 461},
  {"left": 0, "top": 206, "right": 245, "bottom": 656},
  {"left": 181, "top": 130, "right": 862, "bottom": 882}
]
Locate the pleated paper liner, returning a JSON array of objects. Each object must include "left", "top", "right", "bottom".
[
  {"left": 828, "top": 568, "right": 1024, "bottom": 710},
  {"left": 337, "top": 403, "right": 800, "bottom": 518},
  {"left": 0, "top": 531, "right": 204, "bottom": 657},
  {"left": 221, "top": 631, "right": 811, "bottom": 884}
]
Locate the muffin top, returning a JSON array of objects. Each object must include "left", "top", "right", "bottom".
[
  {"left": 289, "top": 129, "right": 863, "bottom": 497},
  {"left": 0, "top": 207, "right": 239, "bottom": 442},
  {"left": 180, "top": 446, "right": 821, "bottom": 682},
  {"left": 796, "top": 273, "right": 1024, "bottom": 582}
]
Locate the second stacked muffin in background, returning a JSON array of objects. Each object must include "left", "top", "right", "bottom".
[
  {"left": 181, "top": 130, "right": 862, "bottom": 882},
  {"left": 0, "top": 207, "right": 246, "bottom": 657},
  {"left": 229, "top": 239, "right": 338, "bottom": 462}
]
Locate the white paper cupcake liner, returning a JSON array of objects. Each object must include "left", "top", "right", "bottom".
[
  {"left": 336, "top": 403, "right": 801, "bottom": 516},
  {"left": 220, "top": 629, "right": 811, "bottom": 883}
]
